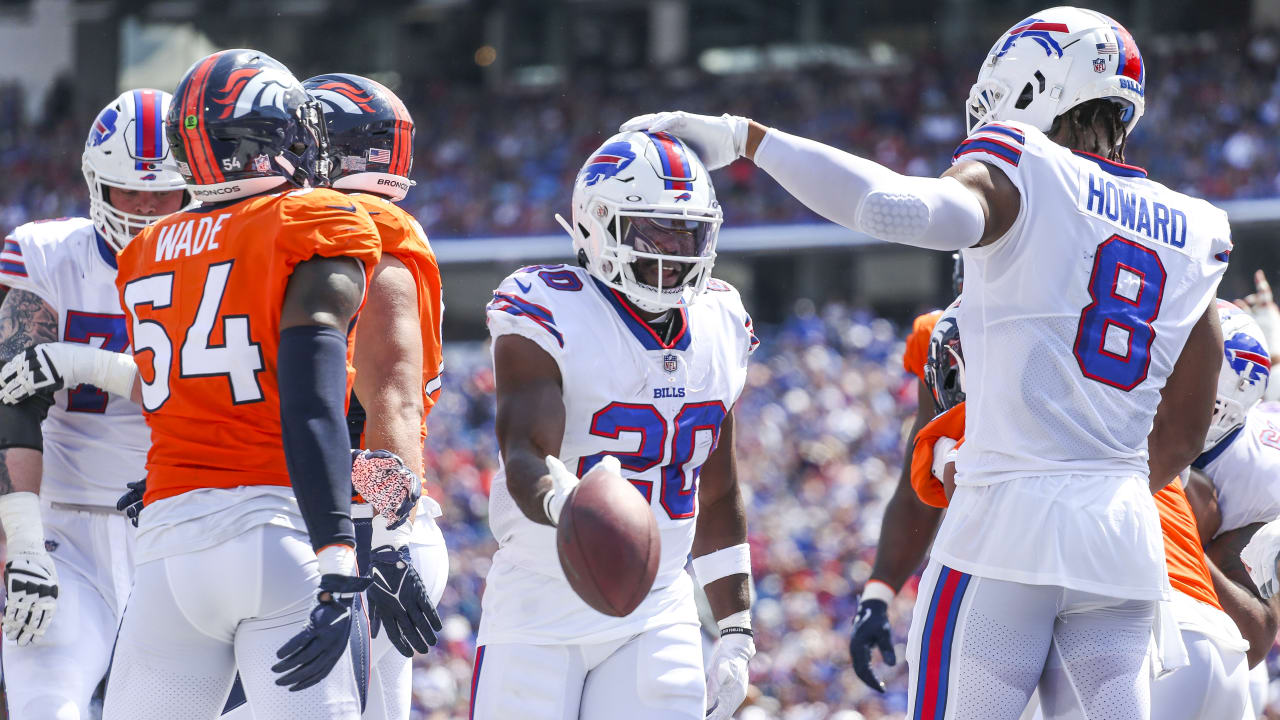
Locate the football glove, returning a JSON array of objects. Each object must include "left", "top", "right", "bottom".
[
  {"left": 542, "top": 455, "right": 620, "bottom": 526},
  {"left": 1241, "top": 517, "right": 1280, "bottom": 599},
  {"left": 705, "top": 630, "right": 755, "bottom": 720},
  {"left": 0, "top": 492, "right": 58, "bottom": 647},
  {"left": 273, "top": 573, "right": 373, "bottom": 692},
  {"left": 0, "top": 342, "right": 136, "bottom": 405},
  {"left": 619, "top": 111, "right": 749, "bottom": 171},
  {"left": 116, "top": 479, "right": 146, "bottom": 528},
  {"left": 849, "top": 597, "right": 896, "bottom": 692},
  {"left": 367, "top": 544, "right": 442, "bottom": 658},
  {"left": 351, "top": 449, "right": 421, "bottom": 531}
]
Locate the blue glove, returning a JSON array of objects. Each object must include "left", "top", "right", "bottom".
[
  {"left": 849, "top": 598, "right": 896, "bottom": 693},
  {"left": 116, "top": 479, "right": 145, "bottom": 528},
  {"left": 368, "top": 545, "right": 442, "bottom": 657},
  {"left": 273, "top": 573, "right": 373, "bottom": 692}
]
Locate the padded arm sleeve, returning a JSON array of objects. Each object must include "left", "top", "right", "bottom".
[
  {"left": 278, "top": 325, "right": 356, "bottom": 552},
  {"left": 753, "top": 128, "right": 985, "bottom": 250}
]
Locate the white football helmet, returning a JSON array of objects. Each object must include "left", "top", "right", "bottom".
[
  {"left": 83, "top": 89, "right": 187, "bottom": 251},
  {"left": 967, "top": 7, "right": 1146, "bottom": 136},
  {"left": 1206, "top": 300, "right": 1271, "bottom": 451},
  {"left": 557, "top": 131, "right": 722, "bottom": 312}
]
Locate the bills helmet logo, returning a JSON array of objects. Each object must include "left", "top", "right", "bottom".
[
  {"left": 309, "top": 80, "right": 376, "bottom": 114},
  {"left": 995, "top": 17, "right": 1069, "bottom": 59},
  {"left": 1225, "top": 332, "right": 1270, "bottom": 384},
  {"left": 212, "top": 67, "right": 297, "bottom": 120},
  {"left": 88, "top": 108, "right": 119, "bottom": 146},
  {"left": 580, "top": 141, "right": 636, "bottom": 187}
]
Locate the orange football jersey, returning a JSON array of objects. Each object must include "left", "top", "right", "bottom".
[
  {"left": 1156, "top": 478, "right": 1222, "bottom": 611},
  {"left": 910, "top": 402, "right": 965, "bottom": 508},
  {"left": 351, "top": 193, "right": 444, "bottom": 439},
  {"left": 903, "top": 309, "right": 942, "bottom": 383},
  {"left": 115, "top": 188, "right": 381, "bottom": 505}
]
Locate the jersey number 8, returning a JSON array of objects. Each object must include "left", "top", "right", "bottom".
[
  {"left": 1073, "top": 235, "right": 1167, "bottom": 391},
  {"left": 123, "top": 260, "right": 265, "bottom": 412}
]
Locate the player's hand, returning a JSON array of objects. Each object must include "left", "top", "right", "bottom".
[
  {"left": 116, "top": 479, "right": 146, "bottom": 527},
  {"left": 272, "top": 573, "right": 373, "bottom": 692},
  {"left": 0, "top": 345, "right": 64, "bottom": 404},
  {"left": 849, "top": 598, "right": 896, "bottom": 692},
  {"left": 351, "top": 449, "right": 422, "bottom": 530},
  {"left": 619, "top": 112, "right": 748, "bottom": 171},
  {"left": 1241, "top": 518, "right": 1280, "bottom": 598},
  {"left": 367, "top": 544, "right": 442, "bottom": 657},
  {"left": 1237, "top": 270, "right": 1280, "bottom": 350},
  {"left": 542, "top": 455, "right": 621, "bottom": 526},
  {"left": 705, "top": 631, "right": 755, "bottom": 720},
  {"left": 3, "top": 546, "right": 58, "bottom": 646}
]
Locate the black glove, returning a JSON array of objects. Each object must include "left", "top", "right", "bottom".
[
  {"left": 273, "top": 573, "right": 373, "bottom": 692},
  {"left": 849, "top": 598, "right": 896, "bottom": 693},
  {"left": 116, "top": 479, "right": 146, "bottom": 527},
  {"left": 367, "top": 545, "right": 442, "bottom": 658}
]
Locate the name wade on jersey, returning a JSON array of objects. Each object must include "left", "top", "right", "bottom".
[
  {"left": 153, "top": 213, "right": 232, "bottom": 262},
  {"left": 1079, "top": 172, "right": 1188, "bottom": 249}
]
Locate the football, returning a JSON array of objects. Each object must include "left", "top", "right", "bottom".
[{"left": 556, "top": 463, "right": 661, "bottom": 617}]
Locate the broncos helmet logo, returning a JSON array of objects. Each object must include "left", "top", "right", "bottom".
[
  {"left": 995, "top": 17, "right": 1069, "bottom": 59},
  {"left": 580, "top": 141, "right": 636, "bottom": 187},
  {"left": 1225, "top": 332, "right": 1271, "bottom": 384},
  {"left": 309, "top": 81, "right": 376, "bottom": 114},
  {"left": 212, "top": 67, "right": 297, "bottom": 120}
]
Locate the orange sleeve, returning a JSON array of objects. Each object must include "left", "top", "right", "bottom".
[
  {"left": 277, "top": 188, "right": 382, "bottom": 274},
  {"left": 910, "top": 402, "right": 965, "bottom": 508},
  {"left": 1155, "top": 478, "right": 1223, "bottom": 611},
  {"left": 903, "top": 310, "right": 942, "bottom": 381}
]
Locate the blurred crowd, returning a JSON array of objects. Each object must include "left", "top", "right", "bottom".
[{"left": 6, "top": 30, "right": 1280, "bottom": 240}]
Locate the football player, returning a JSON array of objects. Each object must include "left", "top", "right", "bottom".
[
  {"left": 0, "top": 88, "right": 186, "bottom": 719},
  {"left": 471, "top": 131, "right": 757, "bottom": 720},
  {"left": 87, "top": 49, "right": 380, "bottom": 720},
  {"left": 628, "top": 8, "right": 1231, "bottom": 718},
  {"left": 306, "top": 72, "right": 447, "bottom": 720},
  {"left": 848, "top": 257, "right": 960, "bottom": 693},
  {"left": 916, "top": 302, "right": 1269, "bottom": 720}
]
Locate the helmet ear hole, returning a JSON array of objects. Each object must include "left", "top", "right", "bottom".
[{"left": 1014, "top": 82, "right": 1035, "bottom": 110}]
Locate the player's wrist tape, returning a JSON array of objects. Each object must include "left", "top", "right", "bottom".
[
  {"left": 317, "top": 544, "right": 358, "bottom": 577},
  {"left": 692, "top": 543, "right": 752, "bottom": 586},
  {"left": 0, "top": 492, "right": 46, "bottom": 555},
  {"left": 861, "top": 579, "right": 896, "bottom": 605},
  {"left": 717, "top": 609, "right": 753, "bottom": 634},
  {"left": 931, "top": 437, "right": 958, "bottom": 480},
  {"left": 59, "top": 344, "right": 137, "bottom": 398},
  {"left": 370, "top": 511, "right": 414, "bottom": 549}
]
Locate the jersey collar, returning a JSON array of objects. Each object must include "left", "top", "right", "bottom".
[
  {"left": 1071, "top": 150, "right": 1148, "bottom": 178},
  {"left": 94, "top": 230, "right": 117, "bottom": 269},
  {"left": 1192, "top": 426, "right": 1243, "bottom": 470},
  {"left": 590, "top": 277, "right": 692, "bottom": 352}
]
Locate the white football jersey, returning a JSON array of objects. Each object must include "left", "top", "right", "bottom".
[
  {"left": 478, "top": 264, "right": 756, "bottom": 645},
  {"left": 953, "top": 121, "right": 1231, "bottom": 484},
  {"left": 1194, "top": 402, "right": 1280, "bottom": 536},
  {"left": 1, "top": 218, "right": 147, "bottom": 507}
]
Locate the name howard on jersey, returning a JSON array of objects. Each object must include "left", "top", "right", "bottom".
[{"left": 1080, "top": 172, "right": 1188, "bottom": 250}]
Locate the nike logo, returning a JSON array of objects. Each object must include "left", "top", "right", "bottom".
[
  {"left": 514, "top": 278, "right": 532, "bottom": 293},
  {"left": 326, "top": 203, "right": 358, "bottom": 212}
]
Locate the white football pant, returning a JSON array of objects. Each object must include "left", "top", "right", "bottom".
[
  {"left": 908, "top": 559, "right": 1155, "bottom": 720},
  {"left": 101, "top": 523, "right": 364, "bottom": 720},
  {"left": 470, "top": 620, "right": 705, "bottom": 720},
  {"left": 3, "top": 502, "right": 133, "bottom": 720}
]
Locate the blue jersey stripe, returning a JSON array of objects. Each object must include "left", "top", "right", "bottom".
[{"left": 953, "top": 138, "right": 1021, "bottom": 166}]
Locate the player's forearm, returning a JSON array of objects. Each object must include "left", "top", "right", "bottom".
[
  {"left": 1148, "top": 304, "right": 1223, "bottom": 492},
  {"left": 0, "top": 448, "right": 41, "bottom": 496},
  {"left": 503, "top": 447, "right": 556, "bottom": 527},
  {"left": 870, "top": 476, "right": 944, "bottom": 592},
  {"left": 693, "top": 491, "right": 751, "bottom": 621},
  {"left": 1206, "top": 523, "right": 1280, "bottom": 667},
  {"left": 357, "top": 383, "right": 424, "bottom": 475}
]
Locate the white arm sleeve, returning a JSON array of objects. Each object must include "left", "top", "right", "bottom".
[{"left": 753, "top": 128, "right": 986, "bottom": 250}]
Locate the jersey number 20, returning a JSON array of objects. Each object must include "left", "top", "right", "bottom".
[
  {"left": 1073, "top": 235, "right": 1167, "bottom": 391},
  {"left": 123, "top": 260, "right": 265, "bottom": 411}
]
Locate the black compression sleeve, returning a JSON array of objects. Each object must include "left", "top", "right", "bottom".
[
  {"left": 278, "top": 325, "right": 356, "bottom": 551},
  {"left": 0, "top": 393, "right": 52, "bottom": 451}
]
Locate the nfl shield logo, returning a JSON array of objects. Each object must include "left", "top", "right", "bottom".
[
  {"left": 1093, "top": 57, "right": 1106, "bottom": 73},
  {"left": 253, "top": 154, "right": 271, "bottom": 173},
  {"left": 663, "top": 354, "right": 678, "bottom": 373}
]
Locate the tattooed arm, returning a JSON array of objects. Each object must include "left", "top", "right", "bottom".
[{"left": 0, "top": 289, "right": 58, "bottom": 496}]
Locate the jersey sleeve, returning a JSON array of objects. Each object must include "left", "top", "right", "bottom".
[
  {"left": 277, "top": 189, "right": 382, "bottom": 274},
  {"left": 486, "top": 268, "right": 567, "bottom": 365},
  {"left": 0, "top": 224, "right": 58, "bottom": 306},
  {"left": 910, "top": 402, "right": 965, "bottom": 508},
  {"left": 903, "top": 310, "right": 941, "bottom": 381},
  {"left": 706, "top": 278, "right": 759, "bottom": 367}
]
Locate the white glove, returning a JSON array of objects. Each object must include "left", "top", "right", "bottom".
[
  {"left": 931, "top": 436, "right": 958, "bottom": 481},
  {"left": 706, "top": 631, "right": 755, "bottom": 720},
  {"left": 0, "top": 492, "right": 58, "bottom": 646},
  {"left": 0, "top": 342, "right": 137, "bottom": 404},
  {"left": 542, "top": 455, "right": 620, "bottom": 526},
  {"left": 1241, "top": 517, "right": 1280, "bottom": 598},
  {"left": 619, "top": 112, "right": 749, "bottom": 171}
]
